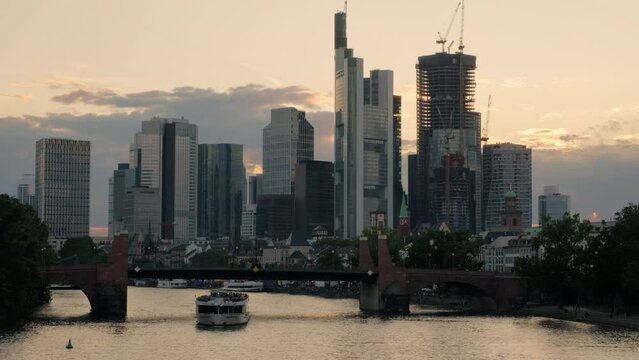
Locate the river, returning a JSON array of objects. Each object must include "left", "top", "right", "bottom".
[{"left": 1, "top": 287, "right": 638, "bottom": 359}]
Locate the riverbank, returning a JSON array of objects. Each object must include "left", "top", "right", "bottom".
[{"left": 517, "top": 305, "right": 639, "bottom": 330}]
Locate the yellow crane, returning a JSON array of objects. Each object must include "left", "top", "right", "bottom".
[{"left": 481, "top": 95, "right": 491, "bottom": 143}]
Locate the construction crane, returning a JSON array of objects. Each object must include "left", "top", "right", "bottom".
[
  {"left": 436, "top": 1, "right": 461, "bottom": 53},
  {"left": 458, "top": 0, "right": 465, "bottom": 53},
  {"left": 481, "top": 95, "right": 492, "bottom": 143}
]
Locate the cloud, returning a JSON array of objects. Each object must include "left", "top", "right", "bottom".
[
  {"left": 539, "top": 112, "right": 561, "bottom": 121},
  {"left": 501, "top": 77, "right": 526, "bottom": 89},
  {"left": 0, "top": 93, "right": 32, "bottom": 101},
  {"left": 1, "top": 84, "right": 334, "bottom": 229},
  {"left": 518, "top": 128, "right": 589, "bottom": 149}
]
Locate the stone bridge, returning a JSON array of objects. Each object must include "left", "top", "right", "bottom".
[
  {"left": 40, "top": 233, "right": 128, "bottom": 316},
  {"left": 358, "top": 235, "right": 528, "bottom": 314}
]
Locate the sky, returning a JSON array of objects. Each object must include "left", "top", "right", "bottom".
[{"left": 1, "top": 0, "right": 638, "bottom": 235}]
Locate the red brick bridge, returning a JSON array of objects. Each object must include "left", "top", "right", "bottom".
[
  {"left": 358, "top": 235, "right": 528, "bottom": 313},
  {"left": 40, "top": 233, "right": 129, "bottom": 316}
]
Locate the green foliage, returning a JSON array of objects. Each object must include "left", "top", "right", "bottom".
[
  {"left": 315, "top": 249, "right": 344, "bottom": 270},
  {"left": 0, "top": 194, "right": 54, "bottom": 326},
  {"left": 189, "top": 248, "right": 229, "bottom": 267},
  {"left": 622, "top": 260, "right": 639, "bottom": 303},
  {"left": 404, "top": 229, "right": 483, "bottom": 270},
  {"left": 59, "top": 236, "right": 104, "bottom": 264}
]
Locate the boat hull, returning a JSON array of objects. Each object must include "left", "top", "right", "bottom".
[{"left": 196, "top": 313, "right": 250, "bottom": 326}]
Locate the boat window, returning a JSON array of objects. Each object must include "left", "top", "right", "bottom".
[
  {"left": 233, "top": 306, "right": 243, "bottom": 314},
  {"left": 198, "top": 305, "right": 216, "bottom": 314}
]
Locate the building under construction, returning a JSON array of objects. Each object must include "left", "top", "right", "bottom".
[{"left": 414, "top": 51, "right": 481, "bottom": 233}]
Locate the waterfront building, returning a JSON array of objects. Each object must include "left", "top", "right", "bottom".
[
  {"left": 293, "top": 161, "right": 334, "bottom": 244},
  {"left": 482, "top": 235, "right": 534, "bottom": 273},
  {"left": 256, "top": 194, "right": 293, "bottom": 242},
  {"left": 108, "top": 163, "right": 136, "bottom": 239},
  {"left": 262, "top": 107, "right": 314, "bottom": 195},
  {"left": 481, "top": 143, "right": 532, "bottom": 230},
  {"left": 130, "top": 117, "right": 198, "bottom": 242},
  {"left": 197, "top": 144, "right": 246, "bottom": 244},
  {"left": 538, "top": 185, "right": 570, "bottom": 225},
  {"left": 415, "top": 50, "right": 481, "bottom": 233},
  {"left": 35, "top": 138, "right": 90, "bottom": 245},
  {"left": 334, "top": 10, "right": 395, "bottom": 238},
  {"left": 248, "top": 174, "right": 263, "bottom": 205}
]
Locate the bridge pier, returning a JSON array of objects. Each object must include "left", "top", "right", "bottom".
[{"left": 359, "top": 235, "right": 410, "bottom": 314}]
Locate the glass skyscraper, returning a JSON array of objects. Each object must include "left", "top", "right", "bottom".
[
  {"left": 35, "top": 138, "right": 90, "bottom": 243},
  {"left": 334, "top": 10, "right": 395, "bottom": 238},
  {"left": 262, "top": 107, "right": 314, "bottom": 195},
  {"left": 130, "top": 117, "right": 197, "bottom": 242},
  {"left": 197, "top": 143, "right": 246, "bottom": 244}
]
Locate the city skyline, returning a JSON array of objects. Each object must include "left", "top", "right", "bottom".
[{"left": 1, "top": 0, "right": 638, "bottom": 234}]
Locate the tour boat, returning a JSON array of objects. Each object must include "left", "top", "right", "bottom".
[
  {"left": 195, "top": 291, "right": 250, "bottom": 326},
  {"left": 221, "top": 280, "right": 264, "bottom": 292},
  {"left": 157, "top": 279, "right": 188, "bottom": 288}
]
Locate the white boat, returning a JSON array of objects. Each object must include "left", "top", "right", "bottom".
[
  {"left": 221, "top": 280, "right": 264, "bottom": 292},
  {"left": 195, "top": 291, "right": 250, "bottom": 326},
  {"left": 157, "top": 279, "right": 188, "bottom": 288}
]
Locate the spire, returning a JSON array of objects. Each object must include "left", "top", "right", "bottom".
[{"left": 400, "top": 194, "right": 409, "bottom": 218}]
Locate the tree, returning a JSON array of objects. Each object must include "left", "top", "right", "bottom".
[
  {"left": 0, "top": 194, "right": 54, "bottom": 326},
  {"left": 315, "top": 249, "right": 344, "bottom": 270},
  {"left": 405, "top": 229, "right": 483, "bottom": 270},
  {"left": 514, "top": 213, "right": 592, "bottom": 306},
  {"left": 190, "top": 248, "right": 229, "bottom": 267},
  {"left": 585, "top": 204, "right": 639, "bottom": 305},
  {"left": 59, "top": 236, "right": 102, "bottom": 264}
]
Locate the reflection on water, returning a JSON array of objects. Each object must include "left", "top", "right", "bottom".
[{"left": 1, "top": 287, "right": 638, "bottom": 360}]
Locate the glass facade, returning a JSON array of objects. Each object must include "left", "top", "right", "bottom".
[
  {"left": 197, "top": 144, "right": 246, "bottom": 244},
  {"left": 262, "top": 107, "right": 314, "bottom": 195},
  {"left": 481, "top": 143, "right": 532, "bottom": 230},
  {"left": 35, "top": 138, "right": 90, "bottom": 239}
]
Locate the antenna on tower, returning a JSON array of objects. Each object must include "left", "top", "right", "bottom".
[{"left": 344, "top": 0, "right": 347, "bottom": 14}]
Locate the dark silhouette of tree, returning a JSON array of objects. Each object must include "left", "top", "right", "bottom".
[
  {"left": 190, "top": 248, "right": 229, "bottom": 267},
  {"left": 0, "top": 194, "right": 54, "bottom": 326}
]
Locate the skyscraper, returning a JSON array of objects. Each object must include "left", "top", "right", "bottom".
[
  {"left": 123, "top": 186, "right": 161, "bottom": 241},
  {"left": 35, "top": 138, "right": 90, "bottom": 241},
  {"left": 109, "top": 163, "right": 136, "bottom": 239},
  {"left": 392, "top": 95, "right": 403, "bottom": 229},
  {"left": 248, "top": 174, "right": 263, "bottom": 206},
  {"left": 197, "top": 144, "right": 246, "bottom": 243},
  {"left": 334, "top": 10, "right": 395, "bottom": 238},
  {"left": 538, "top": 185, "right": 571, "bottom": 225},
  {"left": 293, "top": 161, "right": 334, "bottom": 244},
  {"left": 407, "top": 154, "right": 418, "bottom": 230},
  {"left": 16, "top": 174, "right": 36, "bottom": 209},
  {"left": 415, "top": 50, "right": 481, "bottom": 233},
  {"left": 482, "top": 143, "right": 532, "bottom": 230},
  {"left": 262, "top": 107, "right": 314, "bottom": 195},
  {"left": 130, "top": 117, "right": 197, "bottom": 242}
]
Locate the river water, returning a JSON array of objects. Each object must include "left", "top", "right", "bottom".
[{"left": 1, "top": 287, "right": 638, "bottom": 360}]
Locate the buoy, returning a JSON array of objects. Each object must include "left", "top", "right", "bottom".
[{"left": 66, "top": 339, "right": 73, "bottom": 349}]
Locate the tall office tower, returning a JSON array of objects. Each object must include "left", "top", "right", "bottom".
[
  {"left": 407, "top": 154, "right": 418, "bottom": 229},
  {"left": 415, "top": 51, "right": 481, "bottom": 233},
  {"left": 481, "top": 143, "right": 532, "bottom": 230},
  {"left": 334, "top": 10, "right": 395, "bottom": 238},
  {"left": 35, "top": 139, "right": 90, "bottom": 239},
  {"left": 248, "top": 174, "right": 263, "bottom": 205},
  {"left": 538, "top": 185, "right": 571, "bottom": 225},
  {"left": 392, "top": 95, "right": 403, "bottom": 229},
  {"left": 109, "top": 163, "right": 136, "bottom": 239},
  {"left": 130, "top": 117, "right": 198, "bottom": 242},
  {"left": 293, "top": 161, "right": 334, "bottom": 244},
  {"left": 16, "top": 174, "right": 36, "bottom": 208},
  {"left": 262, "top": 107, "right": 314, "bottom": 195},
  {"left": 123, "top": 186, "right": 161, "bottom": 240},
  {"left": 240, "top": 204, "right": 257, "bottom": 240},
  {"left": 256, "top": 194, "right": 293, "bottom": 242},
  {"left": 197, "top": 144, "right": 246, "bottom": 244}
]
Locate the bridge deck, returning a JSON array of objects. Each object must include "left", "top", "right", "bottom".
[{"left": 129, "top": 268, "right": 377, "bottom": 283}]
